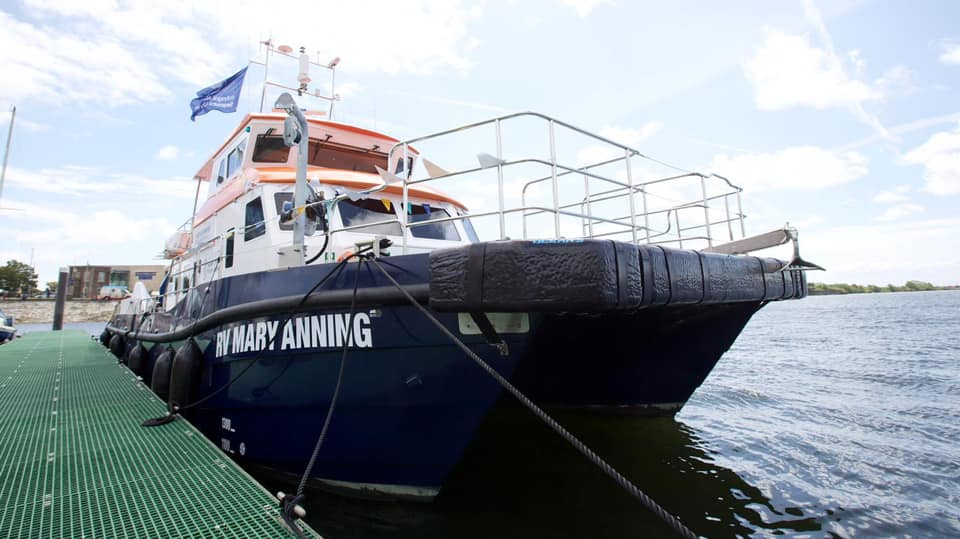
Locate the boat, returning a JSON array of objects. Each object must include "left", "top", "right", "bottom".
[
  {"left": 103, "top": 43, "right": 817, "bottom": 502},
  {"left": 0, "top": 309, "right": 14, "bottom": 343}
]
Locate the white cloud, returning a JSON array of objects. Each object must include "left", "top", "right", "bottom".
[
  {"left": 4, "top": 165, "right": 197, "bottom": 199},
  {"left": 872, "top": 184, "right": 912, "bottom": 203},
  {"left": 1, "top": 198, "right": 176, "bottom": 282},
  {"left": 154, "top": 145, "right": 179, "bottom": 161},
  {"left": 710, "top": 146, "right": 868, "bottom": 192},
  {"left": 900, "top": 123, "right": 960, "bottom": 195},
  {"left": 15, "top": 119, "right": 50, "bottom": 132},
  {"left": 1, "top": 1, "right": 484, "bottom": 106},
  {"left": 939, "top": 40, "right": 960, "bottom": 65},
  {"left": 576, "top": 121, "right": 662, "bottom": 165},
  {"left": 559, "top": 0, "right": 614, "bottom": 17},
  {"left": 0, "top": 11, "right": 170, "bottom": 105},
  {"left": 875, "top": 203, "right": 924, "bottom": 221},
  {"left": 803, "top": 218, "right": 960, "bottom": 285},
  {"left": 743, "top": 28, "right": 881, "bottom": 111}
]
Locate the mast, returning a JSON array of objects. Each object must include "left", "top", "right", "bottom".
[{"left": 0, "top": 105, "right": 15, "bottom": 201}]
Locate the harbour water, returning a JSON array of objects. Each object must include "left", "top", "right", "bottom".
[
  {"left": 16, "top": 293, "right": 960, "bottom": 537},
  {"left": 277, "top": 291, "right": 960, "bottom": 538}
]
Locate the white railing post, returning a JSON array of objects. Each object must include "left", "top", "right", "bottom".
[
  {"left": 401, "top": 143, "right": 409, "bottom": 254},
  {"left": 736, "top": 191, "right": 746, "bottom": 238},
  {"left": 548, "top": 120, "right": 560, "bottom": 239},
  {"left": 624, "top": 149, "right": 639, "bottom": 244},
  {"left": 496, "top": 119, "right": 506, "bottom": 240},
  {"left": 700, "top": 175, "right": 712, "bottom": 247}
]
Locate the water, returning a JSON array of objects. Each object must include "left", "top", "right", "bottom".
[{"left": 261, "top": 291, "right": 960, "bottom": 538}]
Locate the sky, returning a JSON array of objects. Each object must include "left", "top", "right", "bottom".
[{"left": 0, "top": 0, "right": 958, "bottom": 287}]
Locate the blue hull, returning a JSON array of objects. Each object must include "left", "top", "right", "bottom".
[
  {"left": 140, "top": 256, "right": 524, "bottom": 498},
  {"left": 109, "top": 243, "right": 805, "bottom": 499}
]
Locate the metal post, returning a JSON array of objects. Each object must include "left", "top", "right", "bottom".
[
  {"left": 700, "top": 175, "right": 712, "bottom": 247},
  {"left": 328, "top": 65, "right": 337, "bottom": 119},
  {"left": 624, "top": 149, "right": 639, "bottom": 244},
  {"left": 583, "top": 173, "right": 594, "bottom": 238},
  {"left": 736, "top": 191, "right": 746, "bottom": 238},
  {"left": 675, "top": 210, "right": 683, "bottom": 248},
  {"left": 495, "top": 119, "right": 506, "bottom": 240},
  {"left": 259, "top": 46, "right": 270, "bottom": 113},
  {"left": 291, "top": 105, "right": 309, "bottom": 265},
  {"left": 548, "top": 120, "right": 560, "bottom": 239},
  {"left": 0, "top": 105, "right": 15, "bottom": 201},
  {"left": 401, "top": 143, "right": 409, "bottom": 254},
  {"left": 724, "top": 195, "right": 734, "bottom": 240},
  {"left": 52, "top": 267, "right": 67, "bottom": 331}
]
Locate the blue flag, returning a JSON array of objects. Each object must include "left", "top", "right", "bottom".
[{"left": 189, "top": 67, "right": 247, "bottom": 121}]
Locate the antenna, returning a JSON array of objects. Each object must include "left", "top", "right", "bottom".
[
  {"left": 254, "top": 41, "right": 340, "bottom": 117},
  {"left": 0, "top": 105, "right": 15, "bottom": 202}
]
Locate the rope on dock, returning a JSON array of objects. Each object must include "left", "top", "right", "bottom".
[{"left": 368, "top": 256, "right": 700, "bottom": 539}]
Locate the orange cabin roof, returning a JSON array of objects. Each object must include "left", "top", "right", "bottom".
[
  {"left": 193, "top": 113, "right": 416, "bottom": 182},
  {"left": 193, "top": 167, "right": 466, "bottom": 227}
]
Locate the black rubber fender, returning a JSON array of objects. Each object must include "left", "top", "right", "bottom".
[
  {"left": 151, "top": 347, "right": 175, "bottom": 401},
  {"left": 169, "top": 339, "right": 203, "bottom": 407},
  {"left": 108, "top": 334, "right": 125, "bottom": 359},
  {"left": 429, "top": 239, "right": 642, "bottom": 312},
  {"left": 99, "top": 329, "right": 111, "bottom": 347},
  {"left": 127, "top": 342, "right": 147, "bottom": 375}
]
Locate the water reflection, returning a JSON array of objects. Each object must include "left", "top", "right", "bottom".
[{"left": 252, "top": 404, "right": 826, "bottom": 538}]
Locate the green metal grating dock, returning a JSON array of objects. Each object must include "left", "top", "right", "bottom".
[{"left": 0, "top": 330, "right": 320, "bottom": 538}]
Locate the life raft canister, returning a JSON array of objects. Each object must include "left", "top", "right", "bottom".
[
  {"left": 151, "top": 346, "right": 175, "bottom": 401},
  {"left": 108, "top": 334, "right": 125, "bottom": 359},
  {"left": 169, "top": 339, "right": 203, "bottom": 407}
]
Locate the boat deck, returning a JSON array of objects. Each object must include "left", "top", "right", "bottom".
[{"left": 0, "top": 330, "right": 319, "bottom": 538}]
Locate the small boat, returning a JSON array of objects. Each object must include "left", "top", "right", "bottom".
[
  {"left": 0, "top": 309, "right": 15, "bottom": 343},
  {"left": 105, "top": 44, "right": 817, "bottom": 501}
]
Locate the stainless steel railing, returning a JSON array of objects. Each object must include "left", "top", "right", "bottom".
[{"left": 386, "top": 111, "right": 746, "bottom": 252}]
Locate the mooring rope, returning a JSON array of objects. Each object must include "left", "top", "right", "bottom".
[
  {"left": 367, "top": 256, "right": 699, "bottom": 539},
  {"left": 280, "top": 256, "right": 365, "bottom": 539}
]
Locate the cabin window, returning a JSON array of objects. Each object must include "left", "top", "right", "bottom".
[
  {"left": 226, "top": 139, "right": 246, "bottom": 179},
  {"left": 244, "top": 197, "right": 266, "bottom": 241},
  {"left": 274, "top": 192, "right": 294, "bottom": 230},
  {"left": 337, "top": 198, "right": 402, "bottom": 236},
  {"left": 216, "top": 159, "right": 226, "bottom": 184},
  {"left": 307, "top": 139, "right": 387, "bottom": 173},
  {"left": 252, "top": 135, "right": 291, "bottom": 163},
  {"left": 181, "top": 277, "right": 190, "bottom": 290},
  {"left": 408, "top": 205, "right": 460, "bottom": 241},
  {"left": 394, "top": 156, "right": 414, "bottom": 177},
  {"left": 224, "top": 229, "right": 235, "bottom": 268}
]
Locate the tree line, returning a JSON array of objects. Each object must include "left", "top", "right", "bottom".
[
  {"left": 808, "top": 280, "right": 958, "bottom": 295},
  {"left": 0, "top": 259, "right": 58, "bottom": 298}
]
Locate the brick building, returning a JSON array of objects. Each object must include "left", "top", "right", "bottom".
[{"left": 68, "top": 265, "right": 167, "bottom": 299}]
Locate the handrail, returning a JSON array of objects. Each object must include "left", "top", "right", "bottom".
[{"left": 384, "top": 111, "right": 746, "bottom": 251}]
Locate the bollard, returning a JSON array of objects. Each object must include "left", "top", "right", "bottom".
[{"left": 52, "top": 267, "right": 67, "bottom": 331}]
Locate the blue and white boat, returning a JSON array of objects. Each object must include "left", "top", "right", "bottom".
[
  {"left": 104, "top": 44, "right": 816, "bottom": 501},
  {"left": 0, "top": 309, "right": 14, "bottom": 344}
]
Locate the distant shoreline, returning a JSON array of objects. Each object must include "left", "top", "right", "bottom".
[{"left": 808, "top": 281, "right": 959, "bottom": 296}]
